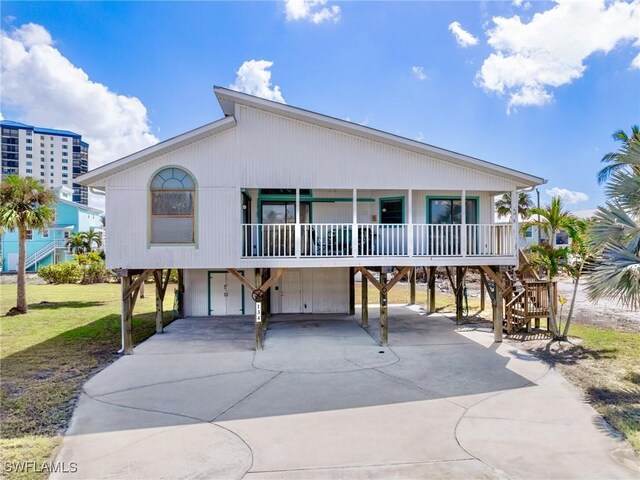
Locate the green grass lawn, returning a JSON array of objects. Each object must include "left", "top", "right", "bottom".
[
  {"left": 0, "top": 282, "right": 175, "bottom": 480},
  {"left": 544, "top": 324, "right": 640, "bottom": 451}
]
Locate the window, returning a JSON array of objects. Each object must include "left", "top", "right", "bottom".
[
  {"left": 556, "top": 231, "right": 569, "bottom": 245},
  {"left": 62, "top": 144, "right": 68, "bottom": 149},
  {"left": 26, "top": 161, "right": 32, "bottom": 165},
  {"left": 26, "top": 168, "right": 32, "bottom": 173},
  {"left": 26, "top": 138, "right": 32, "bottom": 143},
  {"left": 26, "top": 230, "right": 33, "bottom": 240},
  {"left": 26, "top": 146, "right": 32, "bottom": 151},
  {"left": 40, "top": 150, "right": 44, "bottom": 154},
  {"left": 40, "top": 143, "right": 44, "bottom": 147},
  {"left": 41, "top": 229, "right": 49, "bottom": 238},
  {"left": 26, "top": 130, "right": 32, "bottom": 136},
  {"left": 525, "top": 227, "right": 533, "bottom": 238},
  {"left": 26, "top": 154, "right": 32, "bottom": 159},
  {"left": 150, "top": 167, "right": 196, "bottom": 244},
  {"left": 62, "top": 180, "right": 68, "bottom": 185},
  {"left": 62, "top": 159, "right": 68, "bottom": 163},
  {"left": 62, "top": 152, "right": 68, "bottom": 156},
  {"left": 428, "top": 198, "right": 478, "bottom": 224},
  {"left": 64, "top": 231, "right": 70, "bottom": 239},
  {"left": 62, "top": 138, "right": 68, "bottom": 142},
  {"left": 62, "top": 173, "right": 68, "bottom": 177}
]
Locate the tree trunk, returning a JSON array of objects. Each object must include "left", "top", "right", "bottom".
[
  {"left": 547, "top": 281, "right": 560, "bottom": 339},
  {"left": 562, "top": 263, "right": 584, "bottom": 339},
  {"left": 16, "top": 226, "right": 28, "bottom": 314}
]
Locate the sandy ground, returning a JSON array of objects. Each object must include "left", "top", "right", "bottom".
[{"left": 555, "top": 277, "right": 639, "bottom": 333}]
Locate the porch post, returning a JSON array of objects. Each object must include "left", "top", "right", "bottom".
[
  {"left": 380, "top": 271, "right": 388, "bottom": 346},
  {"left": 480, "top": 269, "right": 486, "bottom": 311},
  {"left": 352, "top": 188, "right": 358, "bottom": 257},
  {"left": 409, "top": 267, "right": 416, "bottom": 305},
  {"left": 407, "top": 189, "right": 413, "bottom": 257},
  {"left": 255, "top": 269, "right": 264, "bottom": 350},
  {"left": 121, "top": 275, "right": 133, "bottom": 354},
  {"left": 494, "top": 272, "right": 504, "bottom": 343},
  {"left": 428, "top": 266, "right": 436, "bottom": 313},
  {"left": 361, "top": 275, "right": 368, "bottom": 327},
  {"left": 349, "top": 267, "right": 356, "bottom": 315},
  {"left": 461, "top": 189, "right": 467, "bottom": 256},
  {"left": 295, "top": 188, "right": 301, "bottom": 258},
  {"left": 512, "top": 189, "right": 519, "bottom": 261}
]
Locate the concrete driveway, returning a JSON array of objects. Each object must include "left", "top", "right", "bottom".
[{"left": 53, "top": 307, "right": 639, "bottom": 479}]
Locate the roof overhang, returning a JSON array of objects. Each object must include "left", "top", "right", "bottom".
[
  {"left": 215, "top": 87, "right": 546, "bottom": 189},
  {"left": 77, "top": 116, "right": 237, "bottom": 187}
]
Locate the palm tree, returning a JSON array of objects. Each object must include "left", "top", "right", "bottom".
[
  {"left": 521, "top": 197, "right": 582, "bottom": 340},
  {"left": 597, "top": 125, "right": 640, "bottom": 185},
  {"left": 66, "top": 233, "right": 86, "bottom": 254},
  {"left": 495, "top": 192, "right": 533, "bottom": 220},
  {"left": 586, "top": 136, "right": 640, "bottom": 309},
  {"left": 0, "top": 176, "right": 56, "bottom": 314},
  {"left": 81, "top": 228, "right": 102, "bottom": 252}
]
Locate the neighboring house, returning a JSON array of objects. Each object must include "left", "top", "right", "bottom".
[
  {"left": 1, "top": 120, "right": 90, "bottom": 204},
  {"left": 78, "top": 87, "right": 545, "bottom": 327},
  {"left": 1, "top": 186, "right": 103, "bottom": 272}
]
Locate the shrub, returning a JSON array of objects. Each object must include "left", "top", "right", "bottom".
[
  {"left": 81, "top": 259, "right": 114, "bottom": 284},
  {"left": 38, "top": 262, "right": 84, "bottom": 284}
]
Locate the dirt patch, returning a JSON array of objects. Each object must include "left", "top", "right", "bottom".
[{"left": 556, "top": 278, "right": 640, "bottom": 333}]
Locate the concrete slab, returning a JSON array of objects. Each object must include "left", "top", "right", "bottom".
[{"left": 54, "top": 307, "right": 639, "bottom": 479}]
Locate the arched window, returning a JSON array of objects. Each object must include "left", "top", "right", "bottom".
[{"left": 150, "top": 167, "right": 195, "bottom": 244}]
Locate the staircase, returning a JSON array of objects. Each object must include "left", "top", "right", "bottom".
[
  {"left": 502, "top": 249, "right": 558, "bottom": 334},
  {"left": 25, "top": 240, "right": 64, "bottom": 270}
]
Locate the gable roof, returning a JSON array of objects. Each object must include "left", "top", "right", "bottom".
[{"left": 78, "top": 88, "right": 545, "bottom": 188}]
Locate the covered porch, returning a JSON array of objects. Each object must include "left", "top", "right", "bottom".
[{"left": 239, "top": 188, "right": 519, "bottom": 267}]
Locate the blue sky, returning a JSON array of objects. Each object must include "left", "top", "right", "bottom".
[{"left": 1, "top": 1, "right": 639, "bottom": 211}]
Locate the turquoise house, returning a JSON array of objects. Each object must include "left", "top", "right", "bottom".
[{"left": 0, "top": 187, "right": 103, "bottom": 272}]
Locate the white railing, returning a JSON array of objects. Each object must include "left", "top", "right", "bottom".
[
  {"left": 357, "top": 224, "right": 408, "bottom": 256},
  {"left": 25, "top": 242, "right": 56, "bottom": 269},
  {"left": 413, "top": 224, "right": 461, "bottom": 256},
  {"left": 241, "top": 223, "right": 515, "bottom": 258},
  {"left": 466, "top": 224, "right": 514, "bottom": 256},
  {"left": 301, "top": 223, "right": 352, "bottom": 257},
  {"left": 242, "top": 224, "right": 295, "bottom": 258}
]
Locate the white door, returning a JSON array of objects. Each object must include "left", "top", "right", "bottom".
[
  {"left": 281, "top": 269, "right": 302, "bottom": 313},
  {"left": 209, "top": 272, "right": 244, "bottom": 316}
]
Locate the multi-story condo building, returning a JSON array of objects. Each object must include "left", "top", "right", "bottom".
[{"left": 1, "top": 120, "right": 89, "bottom": 205}]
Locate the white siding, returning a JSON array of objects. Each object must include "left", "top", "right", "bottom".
[
  {"left": 184, "top": 268, "right": 256, "bottom": 317},
  {"left": 102, "top": 104, "right": 518, "bottom": 269}
]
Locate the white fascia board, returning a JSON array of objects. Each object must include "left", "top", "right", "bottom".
[
  {"left": 77, "top": 116, "right": 237, "bottom": 187},
  {"left": 214, "top": 87, "right": 546, "bottom": 189}
]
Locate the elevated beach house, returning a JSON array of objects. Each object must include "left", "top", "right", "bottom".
[
  {"left": 77, "top": 88, "right": 545, "bottom": 352},
  {"left": 1, "top": 186, "right": 103, "bottom": 272}
]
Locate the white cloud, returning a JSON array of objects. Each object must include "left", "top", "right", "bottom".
[
  {"left": 476, "top": 0, "right": 640, "bottom": 113},
  {"left": 448, "top": 21, "right": 479, "bottom": 48},
  {"left": 632, "top": 52, "right": 640, "bottom": 69},
  {"left": 284, "top": 0, "right": 341, "bottom": 24},
  {"left": 411, "top": 66, "right": 427, "bottom": 80},
  {"left": 512, "top": 0, "right": 531, "bottom": 9},
  {"left": 0, "top": 23, "right": 158, "bottom": 178},
  {"left": 546, "top": 187, "right": 589, "bottom": 204},
  {"left": 415, "top": 132, "right": 425, "bottom": 142},
  {"left": 229, "top": 60, "right": 285, "bottom": 103}
]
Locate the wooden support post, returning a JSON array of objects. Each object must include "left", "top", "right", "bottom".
[
  {"left": 154, "top": 270, "right": 164, "bottom": 334},
  {"left": 361, "top": 275, "right": 368, "bottom": 328},
  {"left": 480, "top": 270, "right": 486, "bottom": 312},
  {"left": 428, "top": 266, "right": 436, "bottom": 313},
  {"left": 121, "top": 275, "right": 133, "bottom": 355},
  {"left": 494, "top": 270, "right": 503, "bottom": 343},
  {"left": 349, "top": 267, "right": 355, "bottom": 315},
  {"left": 380, "top": 271, "right": 388, "bottom": 346},
  {"left": 153, "top": 269, "right": 171, "bottom": 334},
  {"left": 177, "top": 269, "right": 185, "bottom": 319},
  {"left": 455, "top": 266, "right": 464, "bottom": 324},
  {"left": 409, "top": 267, "right": 416, "bottom": 305},
  {"left": 255, "top": 269, "right": 263, "bottom": 350}
]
